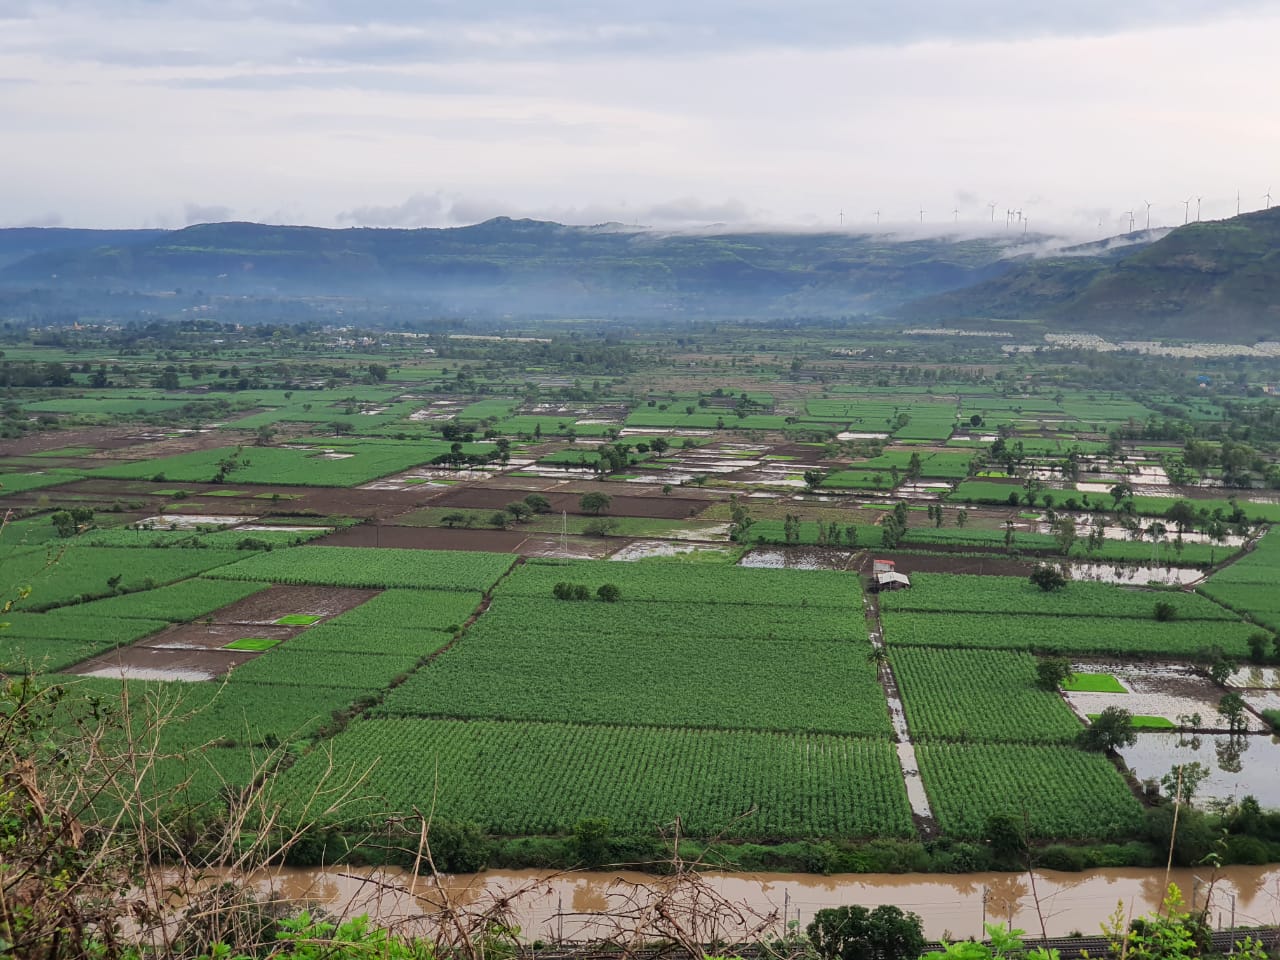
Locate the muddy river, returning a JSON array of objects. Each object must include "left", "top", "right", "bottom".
[{"left": 235, "top": 864, "right": 1280, "bottom": 942}]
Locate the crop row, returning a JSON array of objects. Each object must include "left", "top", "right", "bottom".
[
  {"left": 880, "top": 610, "right": 1255, "bottom": 657},
  {"left": 284, "top": 623, "right": 452, "bottom": 658},
  {"left": 325, "top": 588, "right": 483, "bottom": 633},
  {"left": 207, "top": 547, "right": 516, "bottom": 592},
  {"left": 916, "top": 742, "right": 1146, "bottom": 840},
  {"left": 377, "top": 623, "right": 889, "bottom": 736},
  {"left": 226, "top": 645, "right": 421, "bottom": 691},
  {"left": 478, "top": 596, "right": 864, "bottom": 644},
  {"left": 278, "top": 717, "right": 915, "bottom": 839},
  {"left": 5, "top": 546, "right": 243, "bottom": 611},
  {"left": 890, "top": 648, "right": 1084, "bottom": 743},
  {"left": 501, "top": 559, "right": 860, "bottom": 608},
  {"left": 89, "top": 441, "right": 491, "bottom": 488},
  {"left": 2, "top": 615, "right": 169, "bottom": 673},
  {"left": 879, "top": 573, "right": 1237, "bottom": 620},
  {"left": 49, "top": 577, "right": 269, "bottom": 622}
]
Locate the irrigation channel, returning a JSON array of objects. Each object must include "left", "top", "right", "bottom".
[{"left": 237, "top": 864, "right": 1280, "bottom": 944}]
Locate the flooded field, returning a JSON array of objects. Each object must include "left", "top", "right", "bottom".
[
  {"left": 1065, "top": 660, "right": 1271, "bottom": 733},
  {"left": 1067, "top": 563, "right": 1205, "bottom": 586},
  {"left": 235, "top": 864, "right": 1280, "bottom": 942},
  {"left": 1119, "top": 732, "right": 1280, "bottom": 806},
  {"left": 739, "top": 546, "right": 855, "bottom": 570},
  {"left": 609, "top": 540, "right": 735, "bottom": 562}
]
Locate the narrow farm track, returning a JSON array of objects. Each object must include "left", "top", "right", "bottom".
[{"left": 859, "top": 566, "right": 937, "bottom": 836}]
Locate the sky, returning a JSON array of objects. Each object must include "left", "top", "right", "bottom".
[{"left": 1, "top": 1, "right": 1278, "bottom": 236}]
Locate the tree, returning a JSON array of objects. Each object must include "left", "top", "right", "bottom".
[
  {"left": 367, "top": 362, "right": 388, "bottom": 382},
  {"left": 803, "top": 469, "right": 826, "bottom": 491},
  {"left": 1029, "top": 564, "right": 1067, "bottom": 592},
  {"left": 1036, "top": 656, "right": 1074, "bottom": 691},
  {"left": 1160, "top": 761, "right": 1210, "bottom": 806},
  {"left": 956, "top": 509, "right": 968, "bottom": 528},
  {"left": 523, "top": 493, "right": 552, "bottom": 514},
  {"left": 441, "top": 512, "right": 469, "bottom": 528},
  {"left": 583, "top": 517, "right": 618, "bottom": 537},
  {"left": 1246, "top": 631, "right": 1269, "bottom": 664},
  {"left": 1207, "top": 654, "right": 1237, "bottom": 686},
  {"left": 488, "top": 511, "right": 509, "bottom": 528},
  {"left": 596, "top": 583, "right": 621, "bottom": 603},
  {"left": 1110, "top": 481, "right": 1133, "bottom": 508},
  {"left": 1052, "top": 517, "right": 1077, "bottom": 556},
  {"left": 1153, "top": 600, "right": 1177, "bottom": 622},
  {"left": 1079, "top": 705, "right": 1137, "bottom": 753},
  {"left": 1218, "top": 692, "right": 1249, "bottom": 734},
  {"left": 579, "top": 492, "right": 612, "bottom": 515},
  {"left": 50, "top": 510, "right": 77, "bottom": 538},
  {"left": 505, "top": 501, "right": 533, "bottom": 522},
  {"left": 807, "top": 905, "right": 924, "bottom": 960}
]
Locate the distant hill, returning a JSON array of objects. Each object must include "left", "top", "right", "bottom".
[
  {"left": 0, "top": 228, "right": 166, "bottom": 270},
  {"left": 0, "top": 219, "right": 1029, "bottom": 318},
  {"left": 6, "top": 212, "right": 1278, "bottom": 334},
  {"left": 900, "top": 208, "right": 1280, "bottom": 339}
]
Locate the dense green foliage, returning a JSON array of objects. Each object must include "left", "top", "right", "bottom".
[
  {"left": 881, "top": 610, "right": 1256, "bottom": 656},
  {"left": 890, "top": 648, "right": 1085, "bottom": 743},
  {"left": 916, "top": 742, "right": 1146, "bottom": 839},
  {"left": 880, "top": 573, "right": 1236, "bottom": 620},
  {"left": 208, "top": 547, "right": 515, "bottom": 591},
  {"left": 279, "top": 717, "right": 916, "bottom": 838}
]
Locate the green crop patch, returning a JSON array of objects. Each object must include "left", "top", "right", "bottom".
[
  {"left": 890, "top": 648, "right": 1084, "bottom": 744},
  {"left": 916, "top": 742, "right": 1146, "bottom": 840},
  {"left": 1088, "top": 713, "right": 1174, "bottom": 729},
  {"left": 881, "top": 610, "right": 1253, "bottom": 657},
  {"left": 207, "top": 547, "right": 515, "bottom": 592},
  {"left": 225, "top": 637, "right": 282, "bottom": 651},
  {"left": 880, "top": 573, "right": 1238, "bottom": 621},
  {"left": 1062, "top": 673, "right": 1127, "bottom": 693},
  {"left": 277, "top": 718, "right": 915, "bottom": 840},
  {"left": 274, "top": 614, "right": 322, "bottom": 626}
]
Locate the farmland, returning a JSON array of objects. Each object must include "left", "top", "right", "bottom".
[{"left": 6, "top": 315, "right": 1280, "bottom": 874}]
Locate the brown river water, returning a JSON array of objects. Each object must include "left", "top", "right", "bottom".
[{"left": 236, "top": 864, "right": 1280, "bottom": 942}]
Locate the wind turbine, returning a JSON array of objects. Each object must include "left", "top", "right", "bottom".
[
  {"left": 1124, "top": 210, "right": 1135, "bottom": 232},
  {"left": 1023, "top": 217, "right": 1029, "bottom": 236},
  {"left": 1182, "top": 198, "right": 1190, "bottom": 224},
  {"left": 1237, "top": 190, "right": 1241, "bottom": 216},
  {"left": 873, "top": 209, "right": 881, "bottom": 225},
  {"left": 919, "top": 206, "right": 925, "bottom": 223},
  {"left": 839, "top": 209, "right": 844, "bottom": 226},
  {"left": 1266, "top": 188, "right": 1273, "bottom": 210},
  {"left": 1196, "top": 196, "right": 1202, "bottom": 221},
  {"left": 953, "top": 208, "right": 959, "bottom": 223},
  {"left": 1144, "top": 200, "right": 1152, "bottom": 230},
  {"left": 988, "top": 201, "right": 997, "bottom": 222}
]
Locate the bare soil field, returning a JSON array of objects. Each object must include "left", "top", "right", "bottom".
[
  {"left": 71, "top": 643, "right": 260, "bottom": 682},
  {"left": 0, "top": 425, "right": 144, "bottom": 456},
  {"left": 319, "top": 525, "right": 538, "bottom": 552},
  {"left": 859, "top": 552, "right": 1035, "bottom": 576},
  {"left": 213, "top": 585, "right": 380, "bottom": 623},
  {"left": 426, "top": 485, "right": 710, "bottom": 519}
]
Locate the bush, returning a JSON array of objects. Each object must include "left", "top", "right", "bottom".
[
  {"left": 596, "top": 583, "right": 621, "bottom": 602},
  {"left": 1154, "top": 600, "right": 1177, "bottom": 621},
  {"left": 808, "top": 905, "right": 925, "bottom": 960}
]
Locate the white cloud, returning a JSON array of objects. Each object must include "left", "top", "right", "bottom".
[{"left": 0, "top": 3, "right": 1278, "bottom": 230}]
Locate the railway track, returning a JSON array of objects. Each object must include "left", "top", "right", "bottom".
[{"left": 520, "top": 927, "right": 1280, "bottom": 960}]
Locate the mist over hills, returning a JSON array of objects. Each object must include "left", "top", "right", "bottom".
[
  {"left": 899, "top": 207, "right": 1280, "bottom": 339},
  {"left": 0, "top": 209, "right": 1277, "bottom": 337}
]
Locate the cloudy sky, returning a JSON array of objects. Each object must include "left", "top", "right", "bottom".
[{"left": 1, "top": 1, "right": 1277, "bottom": 234}]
